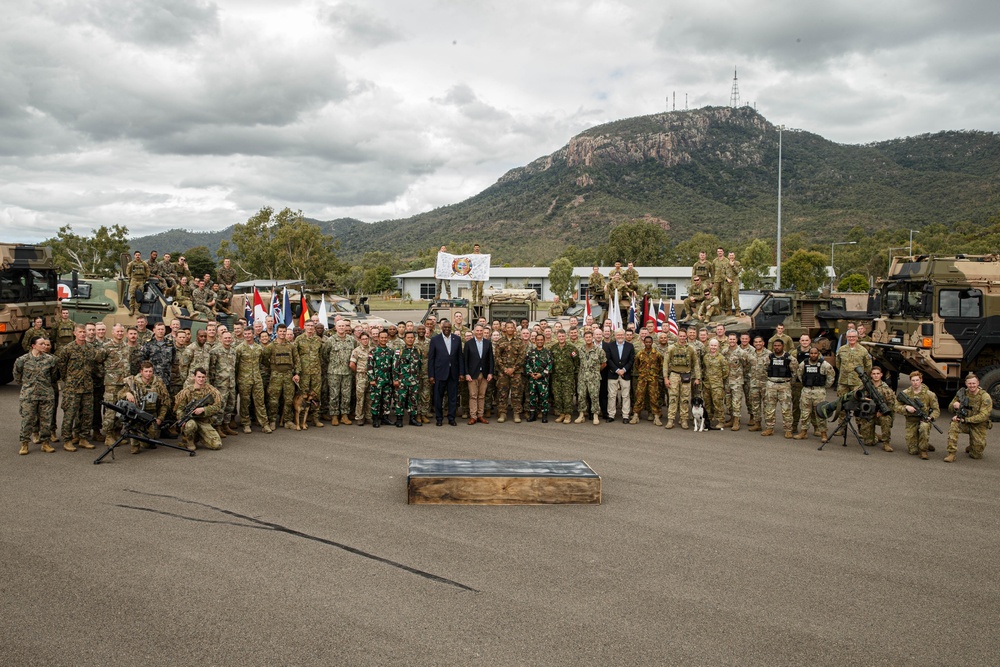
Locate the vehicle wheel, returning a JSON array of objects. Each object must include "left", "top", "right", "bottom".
[{"left": 975, "top": 365, "right": 1000, "bottom": 422}]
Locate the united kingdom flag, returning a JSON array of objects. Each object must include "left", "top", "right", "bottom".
[{"left": 667, "top": 302, "right": 679, "bottom": 336}]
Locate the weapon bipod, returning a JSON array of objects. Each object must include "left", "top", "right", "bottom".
[
  {"left": 94, "top": 424, "right": 196, "bottom": 465},
  {"left": 818, "top": 409, "right": 869, "bottom": 455}
]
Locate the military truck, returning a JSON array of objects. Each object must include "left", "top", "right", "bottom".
[
  {"left": 421, "top": 289, "right": 538, "bottom": 328},
  {"left": 0, "top": 244, "right": 60, "bottom": 383},
  {"left": 865, "top": 254, "right": 1000, "bottom": 420}
]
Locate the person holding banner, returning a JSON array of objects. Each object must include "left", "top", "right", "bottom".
[
  {"left": 471, "top": 244, "right": 485, "bottom": 305},
  {"left": 435, "top": 245, "right": 452, "bottom": 301}
]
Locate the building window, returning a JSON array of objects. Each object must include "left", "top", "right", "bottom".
[
  {"left": 579, "top": 282, "right": 590, "bottom": 299},
  {"left": 419, "top": 283, "right": 437, "bottom": 300},
  {"left": 526, "top": 282, "right": 542, "bottom": 298},
  {"left": 658, "top": 283, "right": 677, "bottom": 299}
]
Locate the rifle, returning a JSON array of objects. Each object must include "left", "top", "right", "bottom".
[
  {"left": 896, "top": 390, "right": 944, "bottom": 433},
  {"left": 855, "top": 366, "right": 892, "bottom": 417},
  {"left": 173, "top": 393, "right": 214, "bottom": 430},
  {"left": 956, "top": 389, "right": 971, "bottom": 420}
]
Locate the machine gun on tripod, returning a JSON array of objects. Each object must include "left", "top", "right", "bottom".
[
  {"left": 815, "top": 367, "right": 884, "bottom": 455},
  {"left": 94, "top": 399, "right": 197, "bottom": 464}
]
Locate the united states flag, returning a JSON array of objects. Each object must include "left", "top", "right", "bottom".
[{"left": 667, "top": 302, "right": 679, "bottom": 336}]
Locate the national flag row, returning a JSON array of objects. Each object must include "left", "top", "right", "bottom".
[
  {"left": 598, "top": 290, "right": 678, "bottom": 335},
  {"left": 243, "top": 287, "right": 330, "bottom": 331}
]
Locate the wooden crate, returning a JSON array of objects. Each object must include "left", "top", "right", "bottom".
[{"left": 407, "top": 459, "right": 601, "bottom": 505}]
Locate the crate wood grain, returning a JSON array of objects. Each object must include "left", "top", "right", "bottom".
[{"left": 407, "top": 458, "right": 601, "bottom": 505}]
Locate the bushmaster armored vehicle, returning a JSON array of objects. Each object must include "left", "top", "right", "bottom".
[
  {"left": 866, "top": 254, "right": 1000, "bottom": 419},
  {"left": 0, "top": 244, "right": 60, "bottom": 383}
]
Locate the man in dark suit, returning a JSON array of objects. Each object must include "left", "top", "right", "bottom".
[
  {"left": 463, "top": 324, "right": 494, "bottom": 425},
  {"left": 606, "top": 327, "right": 635, "bottom": 423},
  {"left": 428, "top": 318, "right": 464, "bottom": 426}
]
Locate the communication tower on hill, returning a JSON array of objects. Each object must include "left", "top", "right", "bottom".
[{"left": 730, "top": 68, "right": 740, "bottom": 108}]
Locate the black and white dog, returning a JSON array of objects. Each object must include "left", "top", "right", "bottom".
[{"left": 690, "top": 396, "right": 707, "bottom": 432}]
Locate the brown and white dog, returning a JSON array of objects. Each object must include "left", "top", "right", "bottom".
[{"left": 293, "top": 390, "right": 320, "bottom": 431}]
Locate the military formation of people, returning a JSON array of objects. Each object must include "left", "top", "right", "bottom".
[
  {"left": 125, "top": 251, "right": 237, "bottom": 318},
  {"left": 13, "top": 252, "right": 993, "bottom": 464}
]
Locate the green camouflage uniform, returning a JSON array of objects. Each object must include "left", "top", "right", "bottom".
[
  {"left": 325, "top": 334, "right": 356, "bottom": 417},
  {"left": 835, "top": 343, "right": 872, "bottom": 396},
  {"left": 701, "top": 349, "right": 729, "bottom": 427},
  {"left": 266, "top": 340, "right": 299, "bottom": 424},
  {"left": 119, "top": 373, "right": 170, "bottom": 444},
  {"left": 101, "top": 339, "right": 138, "bottom": 437},
  {"left": 180, "top": 341, "right": 213, "bottom": 386},
  {"left": 21, "top": 326, "right": 49, "bottom": 351},
  {"left": 192, "top": 286, "right": 216, "bottom": 317},
  {"left": 549, "top": 342, "right": 580, "bottom": 416},
  {"left": 724, "top": 345, "right": 749, "bottom": 424},
  {"left": 174, "top": 383, "right": 223, "bottom": 449},
  {"left": 495, "top": 334, "right": 527, "bottom": 416},
  {"left": 856, "top": 379, "right": 894, "bottom": 446},
  {"left": 721, "top": 259, "right": 741, "bottom": 312},
  {"left": 14, "top": 351, "right": 58, "bottom": 444},
  {"left": 54, "top": 319, "right": 76, "bottom": 351},
  {"left": 763, "top": 352, "right": 799, "bottom": 431},
  {"left": 895, "top": 385, "right": 939, "bottom": 454},
  {"left": 350, "top": 344, "right": 371, "bottom": 422},
  {"left": 711, "top": 256, "right": 728, "bottom": 298},
  {"left": 174, "top": 282, "right": 195, "bottom": 311},
  {"left": 663, "top": 342, "right": 700, "bottom": 427},
  {"left": 632, "top": 348, "right": 663, "bottom": 419},
  {"left": 295, "top": 334, "right": 324, "bottom": 396},
  {"left": 414, "top": 336, "right": 431, "bottom": 418},
  {"left": 57, "top": 341, "right": 98, "bottom": 441},
  {"left": 394, "top": 345, "right": 422, "bottom": 416},
  {"left": 576, "top": 343, "right": 606, "bottom": 415},
  {"left": 368, "top": 344, "right": 396, "bottom": 420},
  {"left": 767, "top": 333, "right": 794, "bottom": 354},
  {"left": 797, "top": 360, "right": 836, "bottom": 435},
  {"left": 524, "top": 347, "right": 553, "bottom": 414},
  {"left": 126, "top": 259, "right": 149, "bottom": 314},
  {"left": 747, "top": 348, "right": 770, "bottom": 426},
  {"left": 235, "top": 340, "right": 268, "bottom": 428},
  {"left": 209, "top": 343, "right": 238, "bottom": 428},
  {"left": 217, "top": 266, "right": 237, "bottom": 289},
  {"left": 946, "top": 388, "right": 993, "bottom": 459}
]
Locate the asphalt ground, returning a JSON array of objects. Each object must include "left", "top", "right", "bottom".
[{"left": 2, "top": 383, "right": 999, "bottom": 667}]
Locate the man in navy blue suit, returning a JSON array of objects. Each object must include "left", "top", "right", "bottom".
[
  {"left": 462, "top": 324, "right": 494, "bottom": 425},
  {"left": 428, "top": 319, "right": 464, "bottom": 426},
  {"left": 606, "top": 327, "right": 635, "bottom": 423}
]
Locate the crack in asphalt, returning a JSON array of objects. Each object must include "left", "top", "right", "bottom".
[{"left": 118, "top": 488, "right": 479, "bottom": 593}]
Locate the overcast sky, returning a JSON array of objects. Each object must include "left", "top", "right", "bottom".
[{"left": 3, "top": 0, "right": 998, "bottom": 243}]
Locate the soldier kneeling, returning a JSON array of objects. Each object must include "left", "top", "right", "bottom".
[{"left": 174, "top": 367, "right": 223, "bottom": 450}]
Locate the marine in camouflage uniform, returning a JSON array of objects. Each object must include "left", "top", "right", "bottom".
[
  {"left": 100, "top": 327, "right": 138, "bottom": 443},
  {"left": 265, "top": 329, "right": 300, "bottom": 429},
  {"left": 216, "top": 262, "right": 238, "bottom": 291},
  {"left": 141, "top": 328, "right": 175, "bottom": 388},
  {"left": 631, "top": 336, "right": 663, "bottom": 425},
  {"left": 295, "top": 322, "right": 325, "bottom": 427},
  {"left": 119, "top": 365, "right": 170, "bottom": 453},
  {"left": 762, "top": 341, "right": 799, "bottom": 436},
  {"left": 209, "top": 333, "right": 238, "bottom": 435},
  {"left": 945, "top": 375, "right": 994, "bottom": 462},
  {"left": 235, "top": 329, "right": 270, "bottom": 433},
  {"left": 350, "top": 336, "right": 372, "bottom": 424},
  {"left": 795, "top": 349, "right": 836, "bottom": 441},
  {"left": 367, "top": 333, "right": 396, "bottom": 426},
  {"left": 494, "top": 323, "right": 527, "bottom": 422},
  {"left": 574, "top": 331, "right": 606, "bottom": 424},
  {"left": 894, "top": 373, "right": 940, "bottom": 458},
  {"left": 701, "top": 340, "right": 729, "bottom": 429},
  {"left": 174, "top": 278, "right": 195, "bottom": 312},
  {"left": 174, "top": 372, "right": 223, "bottom": 450},
  {"left": 125, "top": 251, "right": 149, "bottom": 316},
  {"left": 853, "top": 366, "right": 894, "bottom": 449},
  {"left": 549, "top": 333, "right": 580, "bottom": 422},
  {"left": 192, "top": 282, "right": 217, "bottom": 318},
  {"left": 57, "top": 327, "right": 99, "bottom": 448},
  {"left": 746, "top": 339, "right": 770, "bottom": 430},
  {"left": 663, "top": 332, "right": 700, "bottom": 429},
  {"left": 14, "top": 341, "right": 58, "bottom": 454},
  {"left": 393, "top": 333, "right": 422, "bottom": 423},
  {"left": 723, "top": 337, "right": 749, "bottom": 430},
  {"left": 524, "top": 336, "right": 553, "bottom": 420},
  {"left": 325, "top": 322, "right": 357, "bottom": 424}
]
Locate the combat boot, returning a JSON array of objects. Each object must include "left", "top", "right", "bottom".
[
  {"left": 731, "top": 420, "right": 740, "bottom": 431},
  {"left": 268, "top": 421, "right": 276, "bottom": 432},
  {"left": 784, "top": 430, "right": 793, "bottom": 439},
  {"left": 49, "top": 433, "right": 59, "bottom": 443},
  {"left": 654, "top": 415, "right": 662, "bottom": 427},
  {"left": 680, "top": 422, "right": 690, "bottom": 430},
  {"left": 182, "top": 436, "right": 196, "bottom": 451},
  {"left": 19, "top": 442, "right": 29, "bottom": 455},
  {"left": 32, "top": 433, "right": 40, "bottom": 444},
  {"left": 409, "top": 415, "right": 422, "bottom": 427},
  {"left": 748, "top": 422, "right": 762, "bottom": 432},
  {"left": 593, "top": 414, "right": 600, "bottom": 425},
  {"left": 224, "top": 425, "right": 239, "bottom": 436},
  {"left": 340, "top": 414, "right": 352, "bottom": 425},
  {"left": 721, "top": 419, "right": 733, "bottom": 428},
  {"left": 665, "top": 420, "right": 675, "bottom": 429},
  {"left": 574, "top": 411, "right": 585, "bottom": 424},
  {"left": 554, "top": 414, "right": 565, "bottom": 423},
  {"left": 41, "top": 443, "right": 55, "bottom": 453},
  {"left": 395, "top": 415, "right": 404, "bottom": 428},
  {"left": 944, "top": 453, "right": 956, "bottom": 463},
  {"left": 105, "top": 435, "right": 116, "bottom": 446},
  {"left": 284, "top": 421, "right": 297, "bottom": 431},
  {"left": 919, "top": 451, "right": 929, "bottom": 460},
  {"left": 312, "top": 417, "right": 324, "bottom": 428},
  {"left": 262, "top": 424, "right": 273, "bottom": 434},
  {"left": 928, "top": 444, "right": 936, "bottom": 452},
  {"left": 215, "top": 426, "right": 227, "bottom": 439},
  {"left": 793, "top": 430, "right": 808, "bottom": 440},
  {"left": 76, "top": 438, "right": 95, "bottom": 450},
  {"left": 882, "top": 443, "right": 893, "bottom": 452},
  {"left": 629, "top": 413, "right": 639, "bottom": 425},
  {"left": 818, "top": 430, "right": 828, "bottom": 443},
  {"left": 243, "top": 425, "right": 252, "bottom": 434},
  {"left": 63, "top": 440, "right": 77, "bottom": 452},
  {"left": 130, "top": 443, "right": 140, "bottom": 455},
  {"left": 497, "top": 412, "right": 506, "bottom": 423},
  {"left": 330, "top": 415, "right": 339, "bottom": 426},
  {"left": 513, "top": 413, "right": 521, "bottom": 424},
  {"left": 484, "top": 409, "right": 492, "bottom": 418},
  {"left": 760, "top": 429, "right": 774, "bottom": 437},
  {"left": 541, "top": 413, "right": 548, "bottom": 424},
  {"left": 526, "top": 412, "right": 536, "bottom": 423}
]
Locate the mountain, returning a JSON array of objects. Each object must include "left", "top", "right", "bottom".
[{"left": 132, "top": 106, "right": 1000, "bottom": 264}]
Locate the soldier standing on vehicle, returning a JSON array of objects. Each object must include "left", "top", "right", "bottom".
[
  {"left": 435, "top": 245, "right": 452, "bottom": 301},
  {"left": 944, "top": 373, "right": 994, "bottom": 462},
  {"left": 711, "top": 247, "right": 727, "bottom": 300},
  {"left": 692, "top": 251, "right": 713, "bottom": 286},
  {"left": 119, "top": 362, "right": 170, "bottom": 454},
  {"left": 471, "top": 244, "right": 485, "bottom": 305},
  {"left": 15, "top": 335, "right": 58, "bottom": 455},
  {"left": 174, "top": 368, "right": 223, "bottom": 451},
  {"left": 895, "top": 371, "right": 940, "bottom": 459},
  {"left": 265, "top": 325, "right": 300, "bottom": 431},
  {"left": 794, "top": 347, "right": 836, "bottom": 442},
  {"left": 235, "top": 328, "right": 271, "bottom": 433},
  {"left": 217, "top": 258, "right": 238, "bottom": 292},
  {"left": 295, "top": 321, "right": 325, "bottom": 429},
  {"left": 722, "top": 252, "right": 742, "bottom": 316},
  {"left": 125, "top": 251, "right": 149, "bottom": 316}
]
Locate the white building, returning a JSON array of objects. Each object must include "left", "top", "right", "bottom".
[{"left": 393, "top": 266, "right": 698, "bottom": 302}]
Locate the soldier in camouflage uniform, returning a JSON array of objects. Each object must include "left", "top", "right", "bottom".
[
  {"left": 54, "top": 309, "right": 76, "bottom": 351},
  {"left": 126, "top": 251, "right": 149, "bottom": 316},
  {"left": 746, "top": 336, "right": 770, "bottom": 431},
  {"left": 631, "top": 335, "right": 663, "bottom": 425},
  {"left": 325, "top": 320, "right": 356, "bottom": 425},
  {"left": 393, "top": 331, "right": 423, "bottom": 427},
  {"left": 853, "top": 365, "right": 894, "bottom": 450},
  {"left": 524, "top": 334, "right": 553, "bottom": 422},
  {"left": 549, "top": 330, "right": 579, "bottom": 423},
  {"left": 835, "top": 329, "right": 872, "bottom": 397},
  {"left": 22, "top": 316, "right": 49, "bottom": 352},
  {"left": 57, "top": 325, "right": 99, "bottom": 450},
  {"left": 265, "top": 325, "right": 300, "bottom": 430},
  {"left": 663, "top": 330, "right": 701, "bottom": 429},
  {"left": 192, "top": 279, "right": 217, "bottom": 318},
  {"left": 15, "top": 335, "right": 58, "bottom": 454},
  {"left": 134, "top": 316, "right": 153, "bottom": 347},
  {"left": 159, "top": 253, "right": 178, "bottom": 292},
  {"left": 174, "top": 276, "right": 195, "bottom": 312},
  {"left": 761, "top": 339, "right": 799, "bottom": 437},
  {"left": 349, "top": 333, "right": 372, "bottom": 425},
  {"left": 180, "top": 328, "right": 213, "bottom": 385},
  {"left": 692, "top": 251, "right": 713, "bottom": 286},
  {"left": 141, "top": 323, "right": 175, "bottom": 387},
  {"left": 100, "top": 324, "right": 138, "bottom": 445},
  {"left": 414, "top": 324, "right": 432, "bottom": 422},
  {"left": 587, "top": 266, "right": 605, "bottom": 303},
  {"left": 119, "top": 362, "right": 170, "bottom": 454},
  {"left": 495, "top": 322, "right": 527, "bottom": 423},
  {"left": 295, "top": 321, "right": 325, "bottom": 428},
  {"left": 174, "top": 368, "right": 223, "bottom": 450},
  {"left": 945, "top": 373, "right": 994, "bottom": 462},
  {"left": 574, "top": 330, "right": 607, "bottom": 425},
  {"left": 210, "top": 331, "right": 239, "bottom": 438},
  {"left": 701, "top": 339, "right": 729, "bottom": 429},
  {"left": 723, "top": 333, "right": 749, "bottom": 430},
  {"left": 683, "top": 276, "right": 706, "bottom": 319},
  {"left": 367, "top": 331, "right": 395, "bottom": 428},
  {"left": 216, "top": 258, "right": 238, "bottom": 292},
  {"left": 711, "top": 247, "right": 728, "bottom": 300},
  {"left": 767, "top": 324, "right": 794, "bottom": 354},
  {"left": 894, "top": 370, "right": 939, "bottom": 459},
  {"left": 722, "top": 252, "right": 742, "bottom": 315},
  {"left": 235, "top": 328, "right": 271, "bottom": 433}
]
